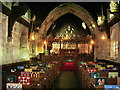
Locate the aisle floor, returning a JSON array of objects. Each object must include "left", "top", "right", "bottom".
[{"left": 52, "top": 71, "right": 81, "bottom": 89}]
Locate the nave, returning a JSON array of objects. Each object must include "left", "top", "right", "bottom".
[{"left": 52, "top": 71, "right": 81, "bottom": 88}]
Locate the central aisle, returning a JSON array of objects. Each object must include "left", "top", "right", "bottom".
[{"left": 52, "top": 71, "right": 81, "bottom": 88}]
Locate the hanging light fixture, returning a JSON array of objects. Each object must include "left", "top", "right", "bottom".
[
  {"left": 101, "top": 32, "right": 107, "bottom": 40},
  {"left": 44, "top": 40, "right": 47, "bottom": 45},
  {"left": 90, "top": 40, "right": 94, "bottom": 44},
  {"left": 97, "top": 4, "right": 105, "bottom": 26},
  {"left": 101, "top": 35, "right": 106, "bottom": 40},
  {"left": 97, "top": 15, "right": 105, "bottom": 26},
  {"left": 30, "top": 15, "right": 36, "bottom": 41},
  {"left": 30, "top": 31, "right": 35, "bottom": 40}
]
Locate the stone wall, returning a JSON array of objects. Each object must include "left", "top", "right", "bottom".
[
  {"left": 1, "top": 13, "right": 8, "bottom": 65},
  {"left": 0, "top": 12, "right": 30, "bottom": 65},
  {"left": 110, "top": 21, "right": 120, "bottom": 63},
  {"left": 97, "top": 21, "right": 120, "bottom": 63},
  {"left": 97, "top": 38, "right": 110, "bottom": 60}
]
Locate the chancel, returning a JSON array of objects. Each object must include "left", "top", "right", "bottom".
[{"left": 0, "top": 1, "right": 120, "bottom": 90}]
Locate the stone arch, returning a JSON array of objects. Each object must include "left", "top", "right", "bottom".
[{"left": 39, "top": 3, "right": 100, "bottom": 39}]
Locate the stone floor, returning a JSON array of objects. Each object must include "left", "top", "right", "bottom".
[{"left": 52, "top": 71, "right": 81, "bottom": 89}]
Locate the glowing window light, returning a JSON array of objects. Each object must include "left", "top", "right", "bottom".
[
  {"left": 89, "top": 26, "right": 92, "bottom": 29},
  {"left": 97, "top": 16, "right": 105, "bottom": 26},
  {"left": 98, "top": 16, "right": 102, "bottom": 21},
  {"left": 66, "top": 31, "right": 68, "bottom": 33},
  {"left": 110, "top": 1, "right": 119, "bottom": 12},
  {"left": 110, "top": 14, "right": 114, "bottom": 19},
  {"left": 68, "top": 28, "right": 70, "bottom": 31},
  {"left": 68, "top": 26, "right": 70, "bottom": 29},
  {"left": 82, "top": 22, "right": 86, "bottom": 29},
  {"left": 92, "top": 24, "right": 96, "bottom": 28}
]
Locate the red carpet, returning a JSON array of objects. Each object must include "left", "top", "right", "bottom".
[{"left": 60, "top": 62, "right": 77, "bottom": 71}]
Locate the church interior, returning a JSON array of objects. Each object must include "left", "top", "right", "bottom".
[{"left": 0, "top": 1, "right": 120, "bottom": 89}]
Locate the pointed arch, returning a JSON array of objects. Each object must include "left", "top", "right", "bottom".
[{"left": 39, "top": 3, "right": 100, "bottom": 39}]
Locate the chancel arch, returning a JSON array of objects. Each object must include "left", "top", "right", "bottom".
[{"left": 38, "top": 3, "right": 100, "bottom": 40}]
